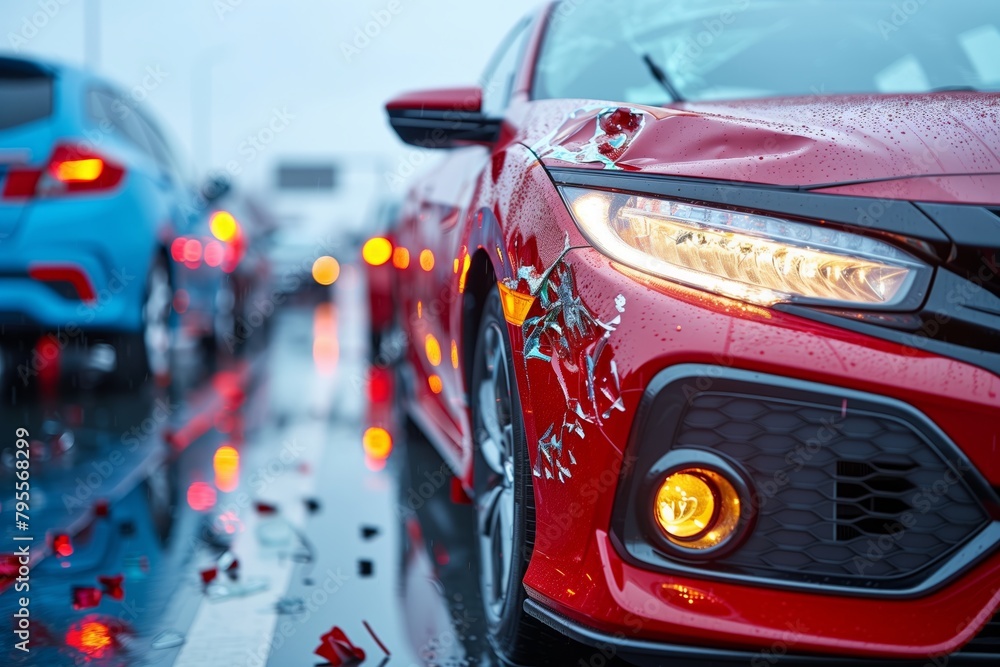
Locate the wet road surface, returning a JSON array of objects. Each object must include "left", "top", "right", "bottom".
[{"left": 0, "top": 265, "right": 629, "bottom": 666}]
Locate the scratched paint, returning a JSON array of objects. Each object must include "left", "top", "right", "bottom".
[{"left": 509, "top": 235, "right": 626, "bottom": 483}]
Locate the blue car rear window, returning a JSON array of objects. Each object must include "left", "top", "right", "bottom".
[{"left": 0, "top": 76, "right": 53, "bottom": 130}]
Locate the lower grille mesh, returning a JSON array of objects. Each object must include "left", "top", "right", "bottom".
[{"left": 676, "top": 393, "right": 989, "bottom": 587}]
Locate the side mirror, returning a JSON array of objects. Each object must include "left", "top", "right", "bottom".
[
  {"left": 201, "top": 174, "right": 232, "bottom": 204},
  {"left": 385, "top": 86, "right": 501, "bottom": 148}
]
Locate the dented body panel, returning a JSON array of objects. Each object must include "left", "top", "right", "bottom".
[{"left": 531, "top": 94, "right": 1000, "bottom": 187}]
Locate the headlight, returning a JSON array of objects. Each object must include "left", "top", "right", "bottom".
[{"left": 561, "top": 187, "right": 929, "bottom": 308}]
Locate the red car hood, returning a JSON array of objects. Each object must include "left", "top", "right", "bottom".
[{"left": 528, "top": 93, "right": 1000, "bottom": 193}]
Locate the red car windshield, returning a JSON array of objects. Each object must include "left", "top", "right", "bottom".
[{"left": 534, "top": 0, "right": 1000, "bottom": 104}]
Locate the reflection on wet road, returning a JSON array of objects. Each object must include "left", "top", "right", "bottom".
[{"left": 2, "top": 265, "right": 608, "bottom": 667}]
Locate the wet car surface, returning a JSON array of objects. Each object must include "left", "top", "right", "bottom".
[{"left": 0, "top": 267, "right": 624, "bottom": 666}]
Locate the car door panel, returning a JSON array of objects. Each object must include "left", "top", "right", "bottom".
[{"left": 403, "top": 148, "right": 489, "bottom": 461}]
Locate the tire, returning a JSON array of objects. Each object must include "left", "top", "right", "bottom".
[
  {"left": 471, "top": 287, "right": 567, "bottom": 664},
  {"left": 111, "top": 253, "right": 172, "bottom": 389},
  {"left": 369, "top": 328, "right": 385, "bottom": 365},
  {"left": 201, "top": 278, "right": 237, "bottom": 361}
]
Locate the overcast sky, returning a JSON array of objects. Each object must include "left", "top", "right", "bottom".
[{"left": 1, "top": 0, "right": 544, "bottom": 190}]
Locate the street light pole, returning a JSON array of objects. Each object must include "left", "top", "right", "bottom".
[
  {"left": 191, "top": 49, "right": 226, "bottom": 173},
  {"left": 84, "top": 0, "right": 100, "bottom": 70}
]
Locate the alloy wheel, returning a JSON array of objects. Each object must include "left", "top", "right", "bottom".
[
  {"left": 475, "top": 321, "right": 516, "bottom": 624},
  {"left": 143, "top": 261, "right": 172, "bottom": 376}
]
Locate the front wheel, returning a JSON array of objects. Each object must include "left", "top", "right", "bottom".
[{"left": 471, "top": 287, "right": 566, "bottom": 664}]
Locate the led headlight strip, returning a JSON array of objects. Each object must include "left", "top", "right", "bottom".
[{"left": 561, "top": 186, "right": 928, "bottom": 308}]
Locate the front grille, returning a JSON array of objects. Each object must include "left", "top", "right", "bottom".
[
  {"left": 674, "top": 393, "right": 989, "bottom": 588},
  {"left": 834, "top": 460, "right": 917, "bottom": 541}
]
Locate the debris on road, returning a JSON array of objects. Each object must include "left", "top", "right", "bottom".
[
  {"left": 275, "top": 596, "right": 307, "bottom": 615},
  {"left": 363, "top": 620, "right": 391, "bottom": 657},
  {"left": 315, "top": 625, "right": 366, "bottom": 666}
]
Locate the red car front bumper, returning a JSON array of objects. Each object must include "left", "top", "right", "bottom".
[{"left": 513, "top": 246, "right": 1000, "bottom": 661}]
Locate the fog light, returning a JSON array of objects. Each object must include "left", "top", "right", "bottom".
[
  {"left": 655, "top": 471, "right": 716, "bottom": 538},
  {"left": 654, "top": 468, "right": 741, "bottom": 550}
]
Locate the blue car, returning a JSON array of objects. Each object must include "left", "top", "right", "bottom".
[{"left": 0, "top": 55, "right": 200, "bottom": 387}]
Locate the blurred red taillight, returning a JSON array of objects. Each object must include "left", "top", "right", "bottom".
[
  {"left": 170, "top": 210, "right": 245, "bottom": 272},
  {"left": 367, "top": 367, "right": 393, "bottom": 404},
  {"left": 1, "top": 168, "right": 42, "bottom": 198},
  {"left": 47, "top": 144, "right": 125, "bottom": 192},
  {"left": 171, "top": 235, "right": 236, "bottom": 272},
  {"left": 53, "top": 533, "right": 74, "bottom": 558},
  {"left": 204, "top": 240, "right": 224, "bottom": 268},
  {"left": 2, "top": 144, "right": 125, "bottom": 199},
  {"left": 183, "top": 239, "right": 203, "bottom": 268},
  {"left": 170, "top": 237, "right": 187, "bottom": 263}
]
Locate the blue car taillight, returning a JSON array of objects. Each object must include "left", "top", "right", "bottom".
[{"left": 1, "top": 143, "right": 125, "bottom": 199}]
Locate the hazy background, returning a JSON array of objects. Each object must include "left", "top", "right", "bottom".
[{"left": 0, "top": 0, "right": 542, "bottom": 197}]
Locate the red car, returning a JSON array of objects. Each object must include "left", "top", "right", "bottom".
[
  {"left": 384, "top": 1, "right": 1000, "bottom": 664},
  {"left": 363, "top": 197, "right": 403, "bottom": 364}
]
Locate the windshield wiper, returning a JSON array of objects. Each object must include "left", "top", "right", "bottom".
[{"left": 640, "top": 53, "right": 685, "bottom": 103}]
